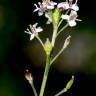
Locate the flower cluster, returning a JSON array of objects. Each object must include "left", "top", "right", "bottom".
[
  {"left": 34, "top": 1, "right": 57, "bottom": 24},
  {"left": 34, "top": 1, "right": 57, "bottom": 16},
  {"left": 25, "top": 23, "right": 43, "bottom": 40},
  {"left": 25, "top": 0, "right": 81, "bottom": 40},
  {"left": 33, "top": 0, "right": 81, "bottom": 26}
]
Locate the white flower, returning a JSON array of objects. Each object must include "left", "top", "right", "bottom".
[
  {"left": 59, "top": 0, "right": 79, "bottom": 11},
  {"left": 34, "top": 1, "right": 57, "bottom": 16},
  {"left": 61, "top": 11, "right": 81, "bottom": 27},
  {"left": 47, "top": 1, "right": 57, "bottom": 9},
  {"left": 34, "top": 3, "right": 47, "bottom": 16},
  {"left": 57, "top": 0, "right": 79, "bottom": 11},
  {"left": 25, "top": 23, "right": 43, "bottom": 40}
]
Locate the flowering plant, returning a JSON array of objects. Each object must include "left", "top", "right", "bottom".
[{"left": 24, "top": 0, "right": 81, "bottom": 96}]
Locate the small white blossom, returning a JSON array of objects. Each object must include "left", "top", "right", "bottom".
[
  {"left": 34, "top": 1, "right": 57, "bottom": 16},
  {"left": 57, "top": 0, "right": 79, "bottom": 11},
  {"left": 47, "top": 1, "right": 57, "bottom": 9},
  {"left": 66, "top": 3, "right": 79, "bottom": 11},
  {"left": 34, "top": 3, "right": 47, "bottom": 16},
  {"left": 61, "top": 0, "right": 79, "bottom": 11},
  {"left": 25, "top": 23, "right": 43, "bottom": 40},
  {"left": 61, "top": 11, "right": 81, "bottom": 27}
]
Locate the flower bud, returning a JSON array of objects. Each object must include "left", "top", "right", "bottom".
[
  {"left": 64, "top": 75, "right": 74, "bottom": 92},
  {"left": 25, "top": 69, "right": 33, "bottom": 85},
  {"left": 44, "top": 38, "right": 52, "bottom": 55},
  {"left": 63, "top": 35, "right": 71, "bottom": 49}
]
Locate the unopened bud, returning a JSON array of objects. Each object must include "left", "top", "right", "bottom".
[
  {"left": 25, "top": 69, "right": 33, "bottom": 85},
  {"left": 63, "top": 35, "right": 71, "bottom": 49},
  {"left": 64, "top": 75, "right": 74, "bottom": 92},
  {"left": 44, "top": 38, "right": 52, "bottom": 55}
]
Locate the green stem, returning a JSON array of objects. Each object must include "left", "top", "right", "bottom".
[
  {"left": 58, "top": 19, "right": 63, "bottom": 28},
  {"left": 36, "top": 36, "right": 44, "bottom": 48},
  {"left": 50, "top": 46, "right": 64, "bottom": 66},
  {"left": 54, "top": 89, "right": 65, "bottom": 96},
  {"left": 31, "top": 83, "right": 38, "bottom": 96},
  {"left": 50, "top": 34, "right": 71, "bottom": 65},
  {"left": 39, "top": 55, "right": 50, "bottom": 96},
  {"left": 51, "top": 25, "right": 58, "bottom": 47},
  {"left": 54, "top": 75, "right": 74, "bottom": 96},
  {"left": 56, "top": 23, "right": 68, "bottom": 38}
]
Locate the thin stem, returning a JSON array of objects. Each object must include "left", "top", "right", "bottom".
[
  {"left": 58, "top": 19, "right": 63, "bottom": 28},
  {"left": 54, "top": 89, "right": 65, "bottom": 96},
  {"left": 50, "top": 35, "right": 71, "bottom": 65},
  {"left": 50, "top": 46, "right": 64, "bottom": 66},
  {"left": 54, "top": 75, "right": 74, "bottom": 96},
  {"left": 58, "top": 9, "right": 69, "bottom": 28},
  {"left": 56, "top": 23, "right": 68, "bottom": 38},
  {"left": 51, "top": 25, "right": 58, "bottom": 47},
  {"left": 31, "top": 83, "right": 38, "bottom": 96},
  {"left": 36, "top": 36, "right": 44, "bottom": 48},
  {"left": 39, "top": 55, "right": 50, "bottom": 96}
]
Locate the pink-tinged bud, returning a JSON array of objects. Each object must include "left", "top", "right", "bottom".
[
  {"left": 57, "top": 2, "right": 65, "bottom": 11},
  {"left": 63, "top": 35, "right": 71, "bottom": 49},
  {"left": 25, "top": 70, "right": 33, "bottom": 85}
]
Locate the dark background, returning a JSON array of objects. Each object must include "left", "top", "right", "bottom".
[{"left": 0, "top": 0, "right": 96, "bottom": 96}]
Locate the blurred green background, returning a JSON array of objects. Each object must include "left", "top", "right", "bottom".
[{"left": 0, "top": 0, "right": 96, "bottom": 96}]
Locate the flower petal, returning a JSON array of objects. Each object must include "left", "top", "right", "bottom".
[
  {"left": 33, "top": 8, "right": 40, "bottom": 12},
  {"left": 30, "top": 34, "right": 35, "bottom": 40},
  {"left": 45, "top": 13, "right": 52, "bottom": 24},
  {"left": 68, "top": 20, "right": 76, "bottom": 27},
  {"left": 36, "top": 27, "right": 43, "bottom": 32},
  {"left": 47, "top": 5, "right": 54, "bottom": 9},
  {"left": 72, "top": 4, "right": 79, "bottom": 11},
  {"left": 50, "top": 1, "right": 57, "bottom": 6},
  {"left": 25, "top": 31, "right": 32, "bottom": 35},
  {"left": 38, "top": 12, "right": 43, "bottom": 16},
  {"left": 46, "top": 20, "right": 51, "bottom": 24},
  {"left": 33, "top": 23, "right": 38, "bottom": 28},
  {"left": 76, "top": 18, "right": 82, "bottom": 21},
  {"left": 64, "top": 2, "right": 70, "bottom": 9},
  {"left": 61, "top": 14, "right": 69, "bottom": 20},
  {"left": 57, "top": 2, "right": 65, "bottom": 9}
]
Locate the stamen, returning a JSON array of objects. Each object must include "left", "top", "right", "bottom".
[{"left": 34, "top": 4, "right": 38, "bottom": 8}]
